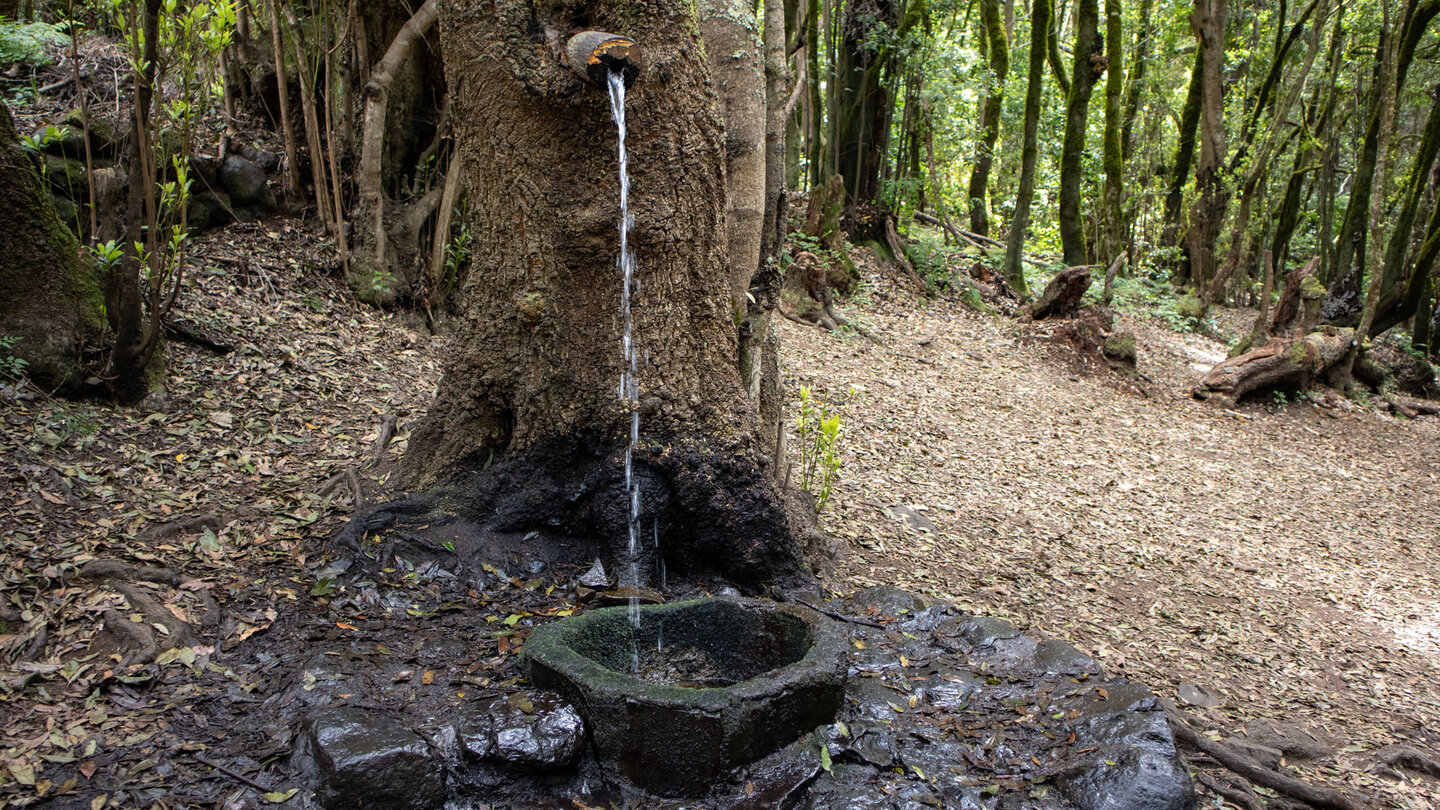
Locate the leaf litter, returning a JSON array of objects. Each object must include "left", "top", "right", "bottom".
[{"left": 781, "top": 256, "right": 1440, "bottom": 809}]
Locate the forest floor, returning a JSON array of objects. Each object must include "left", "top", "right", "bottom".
[
  {"left": 2, "top": 220, "right": 1439, "bottom": 808},
  {"left": 782, "top": 254, "right": 1440, "bottom": 809}
]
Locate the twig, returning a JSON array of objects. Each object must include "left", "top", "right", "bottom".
[
  {"left": 793, "top": 598, "right": 886, "bottom": 629},
  {"left": 1168, "top": 710, "right": 1364, "bottom": 810},
  {"left": 193, "top": 753, "right": 275, "bottom": 793}
]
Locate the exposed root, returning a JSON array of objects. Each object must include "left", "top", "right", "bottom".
[
  {"left": 1377, "top": 746, "right": 1440, "bottom": 780},
  {"left": 80, "top": 559, "right": 216, "bottom": 665},
  {"left": 1168, "top": 709, "right": 1364, "bottom": 810},
  {"left": 1195, "top": 771, "right": 1265, "bottom": 810},
  {"left": 134, "top": 513, "right": 224, "bottom": 545}
]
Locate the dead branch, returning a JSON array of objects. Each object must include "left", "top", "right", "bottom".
[
  {"left": 319, "top": 466, "right": 364, "bottom": 510},
  {"left": 1101, "top": 250, "right": 1127, "bottom": 305},
  {"left": 1168, "top": 711, "right": 1364, "bottom": 810}
]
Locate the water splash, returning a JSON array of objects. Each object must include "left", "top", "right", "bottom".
[{"left": 608, "top": 70, "right": 645, "bottom": 639}]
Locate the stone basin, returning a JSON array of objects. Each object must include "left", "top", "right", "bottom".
[{"left": 524, "top": 596, "right": 846, "bottom": 796}]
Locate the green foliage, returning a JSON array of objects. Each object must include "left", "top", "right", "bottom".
[
  {"left": 0, "top": 336, "right": 30, "bottom": 380},
  {"left": 1104, "top": 265, "right": 1213, "bottom": 334},
  {"left": 0, "top": 19, "right": 67, "bottom": 68},
  {"left": 796, "top": 385, "right": 846, "bottom": 512}
]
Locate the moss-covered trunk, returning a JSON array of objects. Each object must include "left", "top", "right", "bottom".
[
  {"left": 966, "top": 0, "right": 1008, "bottom": 237},
  {"left": 1057, "top": 0, "right": 1101, "bottom": 267},
  {"left": 0, "top": 100, "right": 106, "bottom": 391},
  {"left": 1002, "top": 0, "right": 1050, "bottom": 298}
]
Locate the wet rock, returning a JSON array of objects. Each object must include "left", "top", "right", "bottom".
[
  {"left": 220, "top": 155, "right": 269, "bottom": 206},
  {"left": 721, "top": 734, "right": 822, "bottom": 810},
  {"left": 42, "top": 153, "right": 87, "bottom": 198},
  {"left": 303, "top": 707, "right": 445, "bottom": 810},
  {"left": 578, "top": 559, "right": 609, "bottom": 587},
  {"left": 456, "top": 690, "right": 585, "bottom": 771},
  {"left": 1057, "top": 746, "right": 1193, "bottom": 810},
  {"left": 1029, "top": 639, "right": 1103, "bottom": 677},
  {"left": 844, "top": 584, "right": 929, "bottom": 619}
]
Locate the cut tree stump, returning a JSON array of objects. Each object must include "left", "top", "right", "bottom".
[
  {"left": 1028, "top": 265, "right": 1092, "bottom": 320},
  {"left": 1194, "top": 329, "right": 1352, "bottom": 402}
]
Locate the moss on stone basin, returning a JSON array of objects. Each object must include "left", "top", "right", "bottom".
[{"left": 524, "top": 597, "right": 846, "bottom": 797}]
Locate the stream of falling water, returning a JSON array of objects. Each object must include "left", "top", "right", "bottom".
[{"left": 607, "top": 70, "right": 644, "bottom": 668}]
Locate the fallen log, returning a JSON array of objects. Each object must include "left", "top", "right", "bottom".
[{"left": 1194, "top": 329, "right": 1352, "bottom": 402}]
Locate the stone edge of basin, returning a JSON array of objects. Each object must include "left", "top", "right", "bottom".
[{"left": 523, "top": 596, "right": 848, "bottom": 796}]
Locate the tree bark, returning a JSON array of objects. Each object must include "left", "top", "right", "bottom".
[
  {"left": 1057, "top": 0, "right": 1102, "bottom": 267},
  {"left": 967, "top": 0, "right": 1008, "bottom": 236},
  {"left": 1099, "top": 0, "right": 1124, "bottom": 264},
  {"left": 0, "top": 100, "right": 106, "bottom": 392},
  {"left": 1194, "top": 329, "right": 1352, "bottom": 402},
  {"left": 1162, "top": 48, "right": 1202, "bottom": 274},
  {"left": 1185, "top": 0, "right": 1228, "bottom": 293},
  {"left": 1003, "top": 0, "right": 1051, "bottom": 299},
  {"left": 348, "top": 0, "right": 440, "bottom": 306},
  {"left": 399, "top": 0, "right": 809, "bottom": 590}
]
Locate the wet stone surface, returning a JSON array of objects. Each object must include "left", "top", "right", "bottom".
[{"left": 286, "top": 584, "right": 1194, "bottom": 809}]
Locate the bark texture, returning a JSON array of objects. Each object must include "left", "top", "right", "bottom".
[
  {"left": 1194, "top": 330, "right": 1351, "bottom": 402},
  {"left": 0, "top": 100, "right": 106, "bottom": 391},
  {"left": 399, "top": 0, "right": 808, "bottom": 589}
]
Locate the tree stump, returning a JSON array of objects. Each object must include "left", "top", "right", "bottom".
[{"left": 1028, "top": 265, "right": 1092, "bottom": 320}]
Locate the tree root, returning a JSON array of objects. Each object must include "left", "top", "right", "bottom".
[
  {"left": 1195, "top": 771, "right": 1265, "bottom": 810},
  {"left": 134, "top": 513, "right": 224, "bottom": 545},
  {"left": 1167, "top": 709, "right": 1364, "bottom": 810},
  {"left": 1377, "top": 746, "right": 1440, "bottom": 780},
  {"left": 81, "top": 560, "right": 217, "bottom": 666}
]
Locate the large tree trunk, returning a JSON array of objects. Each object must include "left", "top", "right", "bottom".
[
  {"left": 0, "top": 100, "right": 106, "bottom": 392},
  {"left": 1185, "top": 0, "right": 1228, "bottom": 293},
  {"left": 394, "top": 0, "right": 809, "bottom": 590}
]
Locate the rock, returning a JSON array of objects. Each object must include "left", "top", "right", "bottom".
[
  {"left": 50, "top": 193, "right": 81, "bottom": 236},
  {"left": 1176, "top": 682, "right": 1222, "bottom": 709},
  {"left": 1057, "top": 746, "right": 1194, "bottom": 810},
  {"left": 303, "top": 707, "right": 446, "bottom": 810},
  {"left": 455, "top": 690, "right": 585, "bottom": 772},
  {"left": 239, "top": 144, "right": 281, "bottom": 173},
  {"left": 220, "top": 155, "right": 269, "bottom": 206},
  {"left": 578, "top": 559, "right": 609, "bottom": 587},
  {"left": 1241, "top": 720, "right": 1333, "bottom": 763},
  {"left": 888, "top": 504, "right": 936, "bottom": 533},
  {"left": 843, "top": 584, "right": 928, "bottom": 618},
  {"left": 186, "top": 191, "right": 232, "bottom": 234},
  {"left": 721, "top": 734, "right": 823, "bottom": 810},
  {"left": 41, "top": 153, "right": 86, "bottom": 199}
]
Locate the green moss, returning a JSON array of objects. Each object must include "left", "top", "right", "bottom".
[{"left": 1299, "top": 275, "right": 1326, "bottom": 300}]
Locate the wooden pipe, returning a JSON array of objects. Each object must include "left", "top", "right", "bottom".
[{"left": 566, "top": 31, "right": 642, "bottom": 87}]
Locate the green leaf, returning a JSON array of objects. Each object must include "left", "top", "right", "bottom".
[
  {"left": 818, "top": 742, "right": 832, "bottom": 773},
  {"left": 262, "top": 788, "right": 298, "bottom": 803}
]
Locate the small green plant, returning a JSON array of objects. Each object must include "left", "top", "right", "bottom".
[
  {"left": 796, "top": 385, "right": 845, "bottom": 512},
  {"left": 0, "top": 336, "right": 29, "bottom": 379},
  {"left": 1268, "top": 389, "right": 1288, "bottom": 412}
]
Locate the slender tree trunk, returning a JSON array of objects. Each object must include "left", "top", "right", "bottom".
[
  {"left": 1162, "top": 47, "right": 1203, "bottom": 274},
  {"left": 1335, "top": 0, "right": 1402, "bottom": 389},
  {"left": 1325, "top": 0, "right": 1440, "bottom": 321},
  {"left": 1119, "top": 0, "right": 1151, "bottom": 165},
  {"left": 1099, "top": 0, "right": 1124, "bottom": 264},
  {"left": 268, "top": 0, "right": 300, "bottom": 199},
  {"left": 967, "top": 0, "right": 1008, "bottom": 236},
  {"left": 1004, "top": 0, "right": 1050, "bottom": 298},
  {"left": 701, "top": 0, "right": 767, "bottom": 312},
  {"left": 1370, "top": 83, "right": 1440, "bottom": 333},
  {"left": 1058, "top": 0, "right": 1102, "bottom": 266}
]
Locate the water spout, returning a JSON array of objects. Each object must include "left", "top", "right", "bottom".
[{"left": 566, "top": 31, "right": 642, "bottom": 87}]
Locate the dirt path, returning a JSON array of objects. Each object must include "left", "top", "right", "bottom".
[{"left": 781, "top": 270, "right": 1440, "bottom": 808}]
